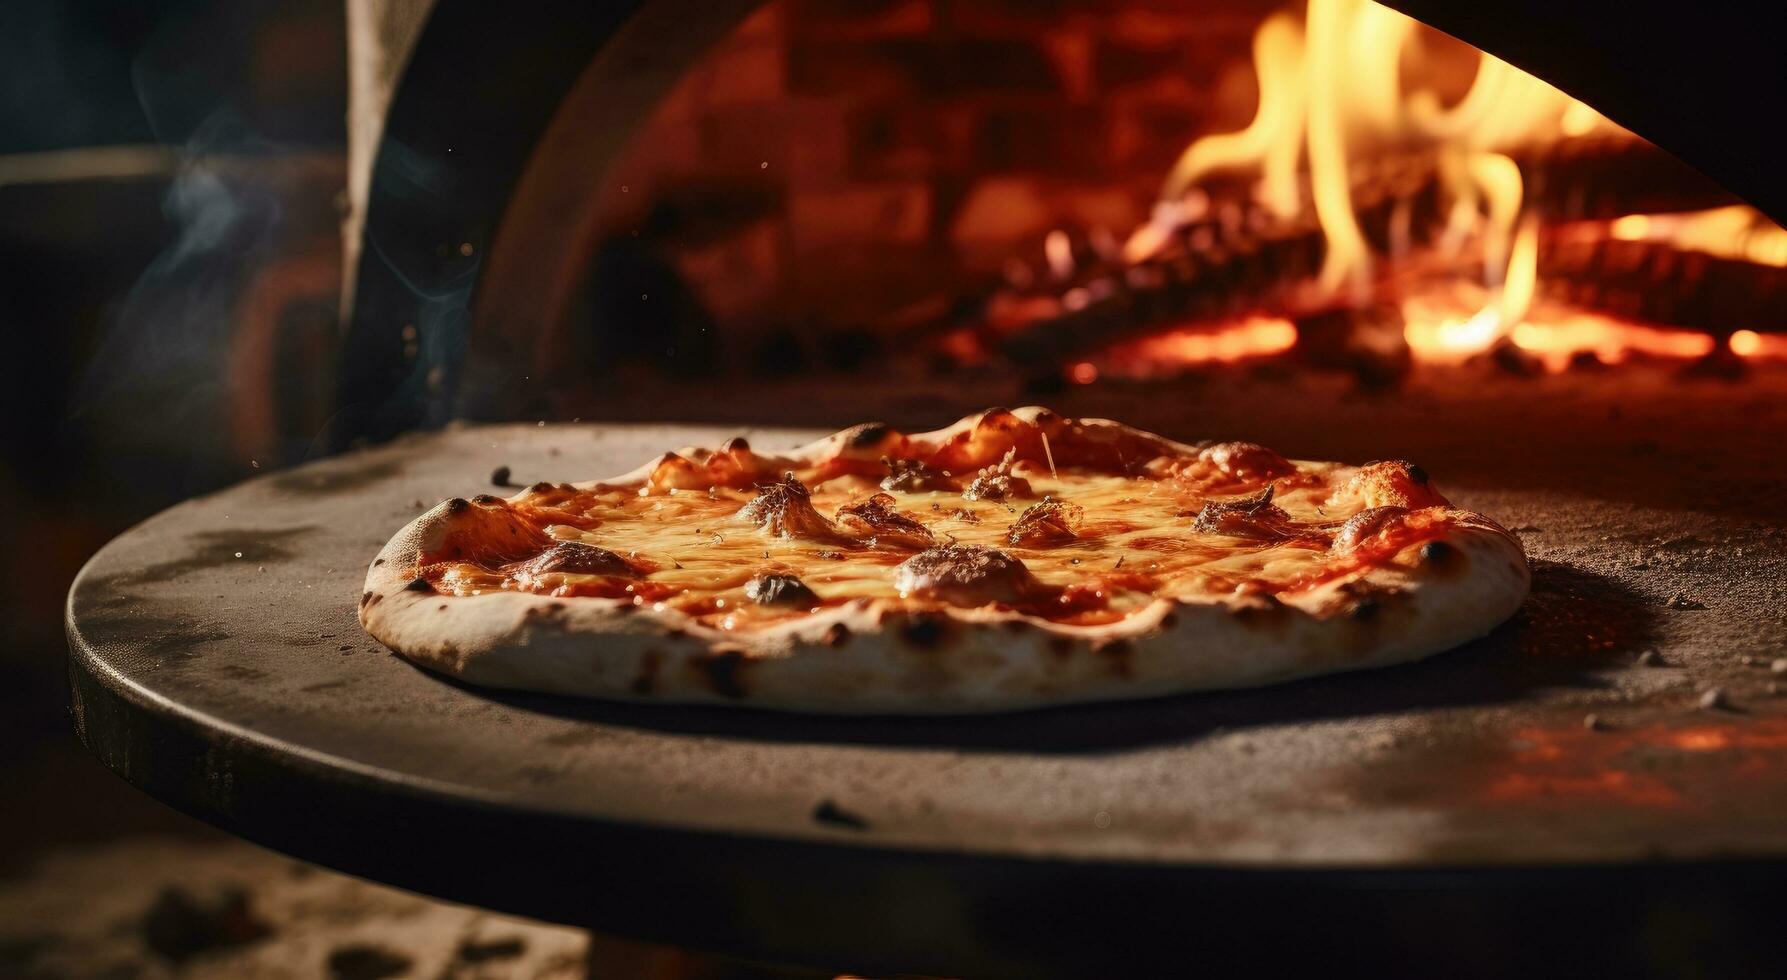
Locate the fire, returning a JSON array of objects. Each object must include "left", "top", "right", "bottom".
[
  {"left": 1141, "top": 0, "right": 1619, "bottom": 302},
  {"left": 1121, "top": 0, "right": 1787, "bottom": 372}
]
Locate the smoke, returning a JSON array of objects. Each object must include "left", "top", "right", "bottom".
[
  {"left": 71, "top": 109, "right": 288, "bottom": 489},
  {"left": 66, "top": 0, "right": 307, "bottom": 494}
]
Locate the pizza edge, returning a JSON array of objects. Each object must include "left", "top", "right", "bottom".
[{"left": 358, "top": 408, "right": 1530, "bottom": 714}]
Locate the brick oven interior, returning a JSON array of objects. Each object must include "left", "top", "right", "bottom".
[{"left": 426, "top": 0, "right": 1787, "bottom": 445}]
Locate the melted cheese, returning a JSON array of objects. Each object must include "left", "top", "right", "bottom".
[{"left": 418, "top": 454, "right": 1450, "bottom": 633}]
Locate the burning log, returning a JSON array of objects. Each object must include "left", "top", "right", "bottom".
[
  {"left": 960, "top": 141, "right": 1750, "bottom": 375},
  {"left": 1538, "top": 236, "right": 1787, "bottom": 337}
]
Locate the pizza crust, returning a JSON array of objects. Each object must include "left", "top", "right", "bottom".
[{"left": 359, "top": 409, "right": 1529, "bottom": 714}]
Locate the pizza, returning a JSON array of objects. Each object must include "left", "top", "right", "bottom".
[{"left": 359, "top": 407, "right": 1528, "bottom": 713}]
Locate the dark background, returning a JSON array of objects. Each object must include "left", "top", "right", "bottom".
[{"left": 0, "top": 0, "right": 347, "bottom": 877}]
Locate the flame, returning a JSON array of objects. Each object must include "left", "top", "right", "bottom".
[
  {"left": 1157, "top": 14, "right": 1307, "bottom": 219},
  {"left": 1093, "top": 0, "right": 1784, "bottom": 379},
  {"left": 1134, "top": 0, "right": 1665, "bottom": 367}
]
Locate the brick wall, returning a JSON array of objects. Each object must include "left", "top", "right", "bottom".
[{"left": 591, "top": 0, "right": 1277, "bottom": 350}]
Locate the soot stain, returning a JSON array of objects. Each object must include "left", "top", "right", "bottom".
[
  {"left": 268, "top": 457, "right": 404, "bottom": 497},
  {"left": 78, "top": 609, "right": 231, "bottom": 667},
  {"left": 812, "top": 798, "right": 870, "bottom": 830},
  {"left": 86, "top": 526, "right": 317, "bottom": 593}
]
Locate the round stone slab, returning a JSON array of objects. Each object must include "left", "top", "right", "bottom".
[{"left": 66, "top": 422, "right": 1787, "bottom": 976}]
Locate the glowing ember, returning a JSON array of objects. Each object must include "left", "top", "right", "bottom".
[
  {"left": 1729, "top": 329, "right": 1787, "bottom": 359},
  {"left": 1507, "top": 315, "right": 1715, "bottom": 370},
  {"left": 1607, "top": 205, "right": 1787, "bottom": 268},
  {"left": 1094, "top": 317, "right": 1298, "bottom": 378}
]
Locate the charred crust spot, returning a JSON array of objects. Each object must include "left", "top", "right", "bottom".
[
  {"left": 698, "top": 649, "right": 750, "bottom": 699},
  {"left": 1402, "top": 462, "right": 1429, "bottom": 485},
  {"left": 403, "top": 577, "right": 433, "bottom": 593},
  {"left": 812, "top": 799, "right": 869, "bottom": 831},
  {"left": 848, "top": 422, "right": 893, "bottom": 448},
  {"left": 528, "top": 481, "right": 554, "bottom": 494},
  {"left": 490, "top": 465, "right": 512, "bottom": 486},
  {"left": 437, "top": 603, "right": 448, "bottom": 611},
  {"left": 901, "top": 615, "right": 949, "bottom": 648},
  {"left": 360, "top": 590, "right": 374, "bottom": 605},
  {"left": 473, "top": 493, "right": 503, "bottom": 506},
  {"left": 631, "top": 650, "right": 663, "bottom": 695},
  {"left": 723, "top": 436, "right": 751, "bottom": 453},
  {"left": 1420, "top": 540, "right": 1455, "bottom": 564},
  {"left": 1230, "top": 594, "right": 1288, "bottom": 624},
  {"left": 1098, "top": 638, "right": 1136, "bottom": 677},
  {"left": 823, "top": 622, "right": 851, "bottom": 647},
  {"left": 372, "top": 558, "right": 385, "bottom": 567},
  {"left": 445, "top": 497, "right": 470, "bottom": 513}
]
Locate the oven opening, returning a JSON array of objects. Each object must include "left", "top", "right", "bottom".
[{"left": 466, "top": 0, "right": 1784, "bottom": 427}]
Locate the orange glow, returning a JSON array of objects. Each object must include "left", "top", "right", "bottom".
[
  {"left": 1096, "top": 317, "right": 1298, "bottom": 377},
  {"left": 1605, "top": 205, "right": 1787, "bottom": 268},
  {"left": 1069, "top": 361, "right": 1099, "bottom": 384},
  {"left": 1044, "top": 229, "right": 1074, "bottom": 280},
  {"left": 1451, "top": 718, "right": 1787, "bottom": 812},
  {"left": 1404, "top": 307, "right": 1502, "bottom": 361},
  {"left": 1483, "top": 769, "right": 1682, "bottom": 808},
  {"left": 1730, "top": 330, "right": 1763, "bottom": 357},
  {"left": 1508, "top": 315, "right": 1715, "bottom": 370},
  {"left": 1404, "top": 293, "right": 1723, "bottom": 370}
]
